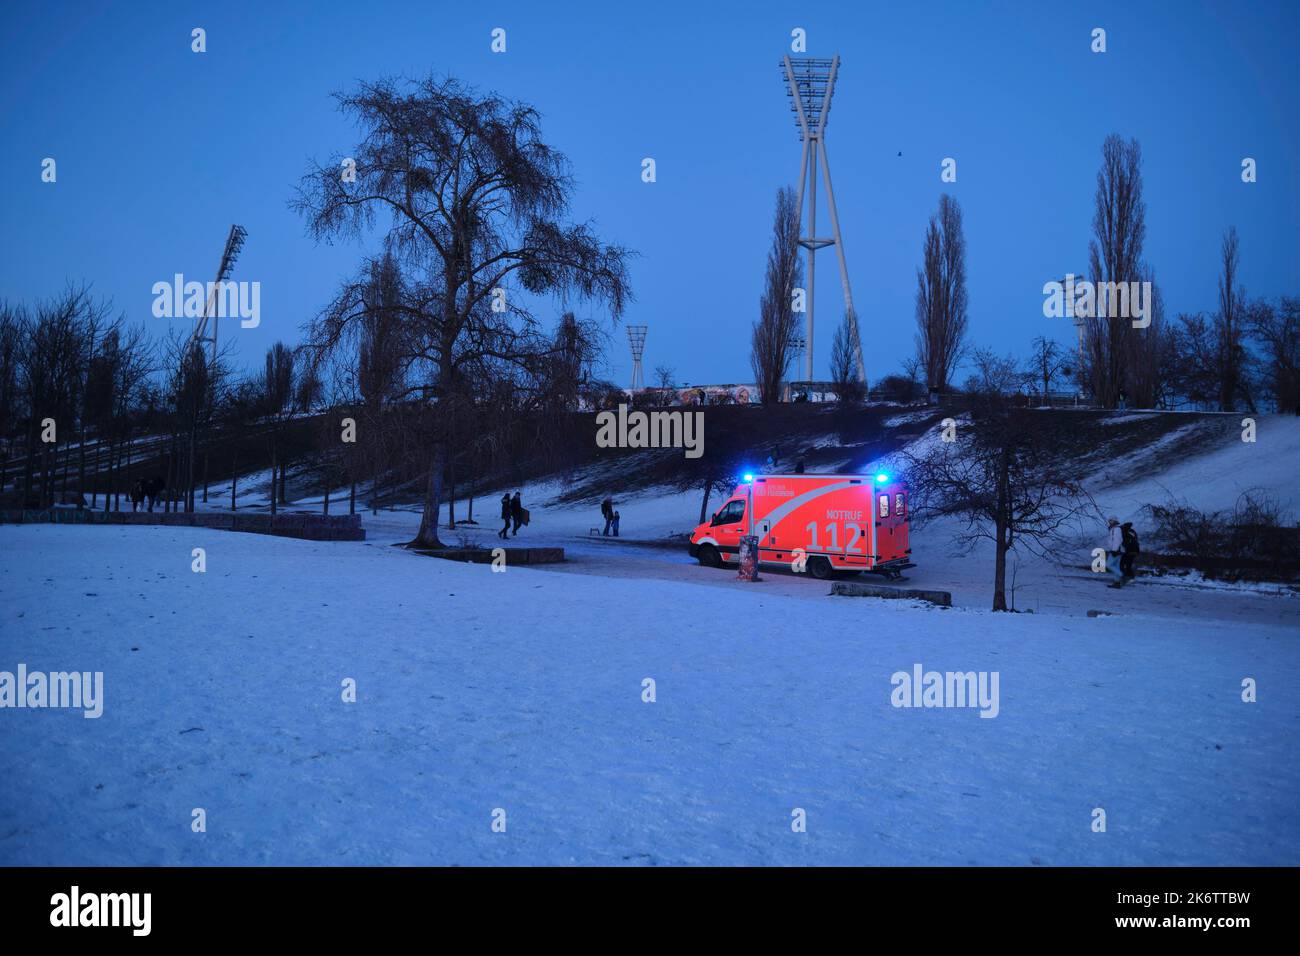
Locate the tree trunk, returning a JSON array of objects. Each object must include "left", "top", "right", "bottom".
[
  {"left": 698, "top": 476, "right": 713, "bottom": 524},
  {"left": 349, "top": 477, "right": 356, "bottom": 515},
  {"left": 78, "top": 425, "right": 86, "bottom": 507},
  {"left": 231, "top": 449, "right": 238, "bottom": 511},
  {"left": 447, "top": 461, "right": 456, "bottom": 529},
  {"left": 992, "top": 527, "right": 1008, "bottom": 612},
  {"left": 991, "top": 447, "right": 1011, "bottom": 611},
  {"left": 270, "top": 445, "right": 277, "bottom": 516},
  {"left": 61, "top": 443, "right": 71, "bottom": 505},
  {"left": 412, "top": 442, "right": 447, "bottom": 548},
  {"left": 122, "top": 437, "right": 131, "bottom": 511}
]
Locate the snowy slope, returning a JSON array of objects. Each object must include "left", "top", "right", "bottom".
[
  {"left": 1096, "top": 414, "right": 1300, "bottom": 519},
  {"left": 1, "top": 525, "right": 1296, "bottom": 865}
]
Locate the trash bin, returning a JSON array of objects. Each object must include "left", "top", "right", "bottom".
[{"left": 738, "top": 535, "right": 761, "bottom": 582}]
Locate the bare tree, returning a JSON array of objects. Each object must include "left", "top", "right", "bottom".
[
  {"left": 1027, "top": 335, "right": 1067, "bottom": 405},
  {"left": 964, "top": 347, "right": 1025, "bottom": 397},
  {"left": 0, "top": 302, "right": 25, "bottom": 499},
  {"left": 914, "top": 194, "right": 968, "bottom": 395},
  {"left": 1213, "top": 227, "right": 1254, "bottom": 411},
  {"left": 750, "top": 186, "right": 803, "bottom": 403},
  {"left": 905, "top": 405, "right": 1095, "bottom": 610},
  {"left": 105, "top": 323, "right": 153, "bottom": 510},
  {"left": 830, "top": 312, "right": 865, "bottom": 402},
  {"left": 262, "top": 341, "right": 295, "bottom": 514},
  {"left": 294, "top": 74, "right": 631, "bottom": 548},
  {"left": 1169, "top": 232, "right": 1258, "bottom": 413},
  {"left": 1084, "top": 134, "right": 1146, "bottom": 406},
  {"left": 1250, "top": 296, "right": 1300, "bottom": 415},
  {"left": 1123, "top": 266, "right": 1173, "bottom": 408},
  {"left": 18, "top": 286, "right": 96, "bottom": 507}
]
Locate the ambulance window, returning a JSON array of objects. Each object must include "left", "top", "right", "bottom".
[
  {"left": 714, "top": 499, "right": 746, "bottom": 525},
  {"left": 878, "top": 494, "right": 889, "bottom": 518},
  {"left": 896, "top": 493, "right": 906, "bottom": 515}
]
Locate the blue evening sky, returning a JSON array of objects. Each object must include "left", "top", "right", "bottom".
[{"left": 2, "top": 0, "right": 1296, "bottom": 386}]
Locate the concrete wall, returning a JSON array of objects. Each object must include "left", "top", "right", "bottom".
[{"left": 0, "top": 508, "right": 365, "bottom": 541}]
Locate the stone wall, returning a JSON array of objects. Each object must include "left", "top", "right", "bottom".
[{"left": 0, "top": 508, "right": 365, "bottom": 541}]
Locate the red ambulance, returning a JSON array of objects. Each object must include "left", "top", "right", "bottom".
[{"left": 688, "top": 472, "right": 915, "bottom": 580}]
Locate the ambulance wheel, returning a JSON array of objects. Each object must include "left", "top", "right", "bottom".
[
  {"left": 697, "top": 544, "right": 722, "bottom": 568},
  {"left": 808, "top": 557, "right": 834, "bottom": 580}
]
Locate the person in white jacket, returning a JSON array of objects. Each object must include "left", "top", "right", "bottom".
[{"left": 1104, "top": 516, "right": 1125, "bottom": 586}]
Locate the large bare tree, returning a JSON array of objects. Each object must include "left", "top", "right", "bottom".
[
  {"left": 1250, "top": 296, "right": 1300, "bottom": 415},
  {"left": 914, "top": 194, "right": 968, "bottom": 394},
  {"left": 1027, "top": 335, "right": 1067, "bottom": 404},
  {"left": 1084, "top": 134, "right": 1146, "bottom": 407},
  {"left": 904, "top": 403, "right": 1095, "bottom": 611},
  {"left": 750, "top": 186, "right": 803, "bottom": 402},
  {"left": 1213, "top": 227, "right": 1253, "bottom": 411},
  {"left": 829, "top": 311, "right": 865, "bottom": 402},
  {"left": 293, "top": 75, "right": 631, "bottom": 548}
]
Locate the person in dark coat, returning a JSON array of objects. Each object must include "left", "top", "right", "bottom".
[
  {"left": 510, "top": 491, "right": 525, "bottom": 536},
  {"left": 498, "top": 493, "right": 511, "bottom": 539},
  {"left": 1120, "top": 521, "right": 1140, "bottom": 579},
  {"left": 612, "top": 510, "right": 621, "bottom": 537},
  {"left": 601, "top": 496, "right": 615, "bottom": 536},
  {"left": 130, "top": 476, "right": 164, "bottom": 513}
]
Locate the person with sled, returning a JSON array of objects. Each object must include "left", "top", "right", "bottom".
[
  {"left": 600, "top": 496, "right": 615, "bottom": 536},
  {"left": 1120, "top": 521, "right": 1140, "bottom": 580},
  {"left": 498, "top": 493, "right": 511, "bottom": 539},
  {"left": 1104, "top": 516, "right": 1126, "bottom": 587},
  {"left": 510, "top": 491, "right": 526, "bottom": 536}
]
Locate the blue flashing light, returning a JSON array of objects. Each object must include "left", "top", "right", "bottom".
[
  {"left": 742, "top": 473, "right": 755, "bottom": 483},
  {"left": 875, "top": 473, "right": 890, "bottom": 484}
]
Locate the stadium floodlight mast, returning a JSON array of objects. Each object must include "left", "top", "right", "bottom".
[
  {"left": 782, "top": 54, "right": 865, "bottom": 385},
  {"left": 190, "top": 224, "right": 248, "bottom": 367},
  {"left": 627, "top": 324, "right": 648, "bottom": 391}
]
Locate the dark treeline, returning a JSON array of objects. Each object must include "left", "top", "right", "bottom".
[{"left": 0, "top": 281, "right": 620, "bottom": 522}]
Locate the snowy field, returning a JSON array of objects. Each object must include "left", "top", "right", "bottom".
[{"left": 2, "top": 515, "right": 1297, "bottom": 865}]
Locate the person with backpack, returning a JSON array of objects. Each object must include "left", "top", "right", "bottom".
[
  {"left": 601, "top": 496, "right": 615, "bottom": 536},
  {"left": 498, "top": 493, "right": 511, "bottom": 540},
  {"left": 1120, "top": 521, "right": 1140, "bottom": 580}
]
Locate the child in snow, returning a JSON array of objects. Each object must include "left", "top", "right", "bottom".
[{"left": 613, "top": 510, "right": 620, "bottom": 537}]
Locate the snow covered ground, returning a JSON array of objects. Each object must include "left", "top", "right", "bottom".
[
  {"left": 3, "top": 413, "right": 1297, "bottom": 865},
  {"left": 1, "top": 518, "right": 1297, "bottom": 865}
]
